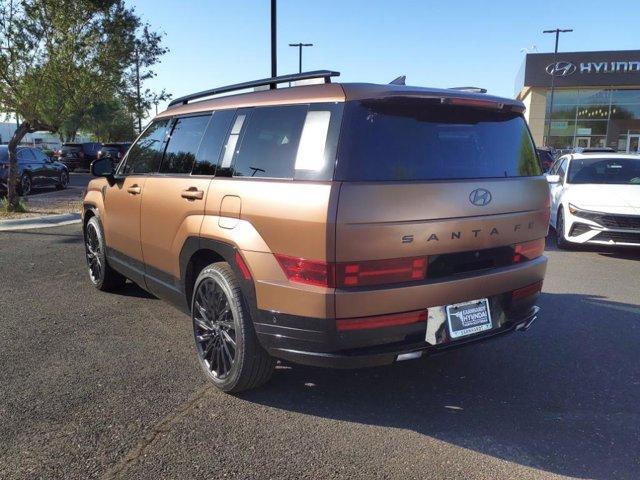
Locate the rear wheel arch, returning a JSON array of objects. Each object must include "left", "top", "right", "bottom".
[
  {"left": 82, "top": 205, "right": 99, "bottom": 233},
  {"left": 180, "top": 238, "right": 250, "bottom": 309}
]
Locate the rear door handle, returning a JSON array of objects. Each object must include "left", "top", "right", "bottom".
[
  {"left": 127, "top": 185, "right": 141, "bottom": 195},
  {"left": 181, "top": 188, "right": 204, "bottom": 200}
]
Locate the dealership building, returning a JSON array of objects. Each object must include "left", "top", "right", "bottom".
[{"left": 516, "top": 49, "right": 640, "bottom": 153}]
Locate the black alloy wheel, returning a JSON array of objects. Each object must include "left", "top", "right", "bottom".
[
  {"left": 20, "top": 174, "right": 32, "bottom": 195},
  {"left": 193, "top": 277, "right": 237, "bottom": 380},
  {"left": 57, "top": 170, "right": 69, "bottom": 190},
  {"left": 191, "top": 262, "right": 274, "bottom": 392},
  {"left": 84, "top": 216, "right": 126, "bottom": 291},
  {"left": 85, "top": 220, "right": 103, "bottom": 284}
]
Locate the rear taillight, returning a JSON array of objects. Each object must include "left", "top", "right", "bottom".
[
  {"left": 512, "top": 281, "right": 543, "bottom": 300},
  {"left": 97, "top": 150, "right": 102, "bottom": 159},
  {"left": 274, "top": 254, "right": 333, "bottom": 288},
  {"left": 513, "top": 238, "right": 545, "bottom": 263},
  {"left": 335, "top": 256, "right": 427, "bottom": 287},
  {"left": 275, "top": 254, "right": 429, "bottom": 288},
  {"left": 336, "top": 310, "right": 427, "bottom": 332}
]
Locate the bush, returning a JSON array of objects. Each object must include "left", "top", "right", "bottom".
[{"left": 0, "top": 196, "right": 29, "bottom": 214}]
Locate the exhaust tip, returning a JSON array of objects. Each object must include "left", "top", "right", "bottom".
[{"left": 396, "top": 351, "right": 422, "bottom": 362}]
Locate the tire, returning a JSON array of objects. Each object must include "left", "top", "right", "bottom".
[
  {"left": 19, "top": 173, "right": 32, "bottom": 196},
  {"left": 555, "top": 209, "right": 572, "bottom": 250},
  {"left": 84, "top": 216, "right": 126, "bottom": 291},
  {"left": 56, "top": 170, "right": 69, "bottom": 190},
  {"left": 192, "top": 262, "right": 275, "bottom": 393}
]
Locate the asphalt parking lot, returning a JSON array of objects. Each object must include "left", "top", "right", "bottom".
[{"left": 1, "top": 225, "right": 639, "bottom": 480}]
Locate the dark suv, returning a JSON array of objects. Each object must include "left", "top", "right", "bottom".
[
  {"left": 59, "top": 142, "right": 102, "bottom": 171},
  {"left": 97, "top": 142, "right": 131, "bottom": 168},
  {"left": 0, "top": 146, "right": 69, "bottom": 195}
]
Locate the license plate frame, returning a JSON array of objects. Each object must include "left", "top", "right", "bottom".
[{"left": 445, "top": 298, "right": 493, "bottom": 339}]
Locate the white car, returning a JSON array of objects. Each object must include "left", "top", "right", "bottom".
[{"left": 547, "top": 153, "right": 640, "bottom": 248}]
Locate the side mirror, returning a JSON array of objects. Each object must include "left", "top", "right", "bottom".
[
  {"left": 546, "top": 174, "right": 561, "bottom": 184},
  {"left": 90, "top": 158, "right": 115, "bottom": 179}
]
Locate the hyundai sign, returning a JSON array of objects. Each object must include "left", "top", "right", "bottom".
[{"left": 522, "top": 50, "right": 640, "bottom": 88}]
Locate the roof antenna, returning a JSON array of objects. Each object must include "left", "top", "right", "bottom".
[{"left": 389, "top": 75, "right": 406, "bottom": 86}]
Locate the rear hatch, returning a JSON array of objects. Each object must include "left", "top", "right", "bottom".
[
  {"left": 60, "top": 144, "right": 82, "bottom": 160},
  {"left": 100, "top": 144, "right": 122, "bottom": 159},
  {"left": 334, "top": 97, "right": 549, "bottom": 275}
]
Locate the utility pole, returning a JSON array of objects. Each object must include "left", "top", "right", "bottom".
[
  {"left": 270, "top": 0, "right": 277, "bottom": 88},
  {"left": 135, "top": 45, "right": 142, "bottom": 134},
  {"left": 543, "top": 28, "right": 573, "bottom": 146},
  {"left": 289, "top": 43, "right": 313, "bottom": 73}
]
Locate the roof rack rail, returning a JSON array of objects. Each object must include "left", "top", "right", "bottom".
[
  {"left": 168, "top": 70, "right": 340, "bottom": 108},
  {"left": 449, "top": 86, "right": 487, "bottom": 94}
]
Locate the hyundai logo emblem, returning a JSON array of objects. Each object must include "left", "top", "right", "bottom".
[
  {"left": 469, "top": 188, "right": 492, "bottom": 206},
  {"left": 545, "top": 61, "right": 577, "bottom": 77}
]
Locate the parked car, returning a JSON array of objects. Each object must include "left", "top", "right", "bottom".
[
  {"left": 0, "top": 145, "right": 69, "bottom": 195},
  {"left": 547, "top": 153, "right": 640, "bottom": 248},
  {"left": 537, "top": 147, "right": 555, "bottom": 172},
  {"left": 83, "top": 70, "right": 549, "bottom": 393},
  {"left": 97, "top": 142, "right": 131, "bottom": 169},
  {"left": 572, "top": 147, "right": 616, "bottom": 154},
  {"left": 59, "top": 142, "right": 102, "bottom": 171}
]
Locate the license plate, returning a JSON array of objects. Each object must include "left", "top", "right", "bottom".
[{"left": 446, "top": 298, "right": 493, "bottom": 339}]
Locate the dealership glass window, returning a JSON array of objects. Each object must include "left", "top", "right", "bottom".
[
  {"left": 549, "top": 105, "right": 576, "bottom": 120},
  {"left": 545, "top": 88, "right": 640, "bottom": 151},
  {"left": 547, "top": 90, "right": 579, "bottom": 105},
  {"left": 611, "top": 90, "right": 640, "bottom": 104},
  {"left": 575, "top": 121, "right": 608, "bottom": 136},
  {"left": 578, "top": 89, "right": 611, "bottom": 105},
  {"left": 576, "top": 105, "right": 609, "bottom": 120},
  {"left": 610, "top": 104, "right": 640, "bottom": 119}
]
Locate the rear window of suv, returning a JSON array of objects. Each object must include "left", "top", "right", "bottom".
[{"left": 336, "top": 100, "right": 541, "bottom": 181}]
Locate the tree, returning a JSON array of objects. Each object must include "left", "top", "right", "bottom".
[
  {"left": 83, "top": 97, "right": 137, "bottom": 142},
  {"left": 0, "top": 0, "right": 167, "bottom": 210}
]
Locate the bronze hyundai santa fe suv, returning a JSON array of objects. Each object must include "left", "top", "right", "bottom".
[{"left": 83, "top": 70, "right": 549, "bottom": 392}]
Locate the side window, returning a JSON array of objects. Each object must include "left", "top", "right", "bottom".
[
  {"left": 192, "top": 110, "right": 235, "bottom": 176},
  {"left": 17, "top": 149, "right": 35, "bottom": 163},
  {"left": 159, "top": 115, "right": 211, "bottom": 174},
  {"left": 232, "top": 105, "right": 308, "bottom": 178},
  {"left": 32, "top": 149, "right": 48, "bottom": 163},
  {"left": 557, "top": 159, "right": 568, "bottom": 179},
  {"left": 120, "top": 120, "right": 170, "bottom": 175}
]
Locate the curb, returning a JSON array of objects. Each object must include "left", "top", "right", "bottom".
[{"left": 0, "top": 213, "right": 81, "bottom": 231}]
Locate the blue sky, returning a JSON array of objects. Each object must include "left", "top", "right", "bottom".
[{"left": 128, "top": 0, "right": 640, "bottom": 112}]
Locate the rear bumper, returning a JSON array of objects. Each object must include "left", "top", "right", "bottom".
[
  {"left": 255, "top": 291, "right": 541, "bottom": 369},
  {"left": 270, "top": 306, "right": 538, "bottom": 368}
]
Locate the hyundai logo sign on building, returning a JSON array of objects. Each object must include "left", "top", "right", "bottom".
[{"left": 515, "top": 50, "right": 640, "bottom": 153}]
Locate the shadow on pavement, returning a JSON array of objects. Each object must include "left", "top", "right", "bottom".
[
  {"left": 118, "top": 280, "right": 156, "bottom": 299},
  {"left": 241, "top": 292, "right": 640, "bottom": 480}
]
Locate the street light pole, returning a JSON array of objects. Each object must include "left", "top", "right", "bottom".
[
  {"left": 288, "top": 43, "right": 313, "bottom": 73},
  {"left": 270, "top": 0, "right": 277, "bottom": 88},
  {"left": 135, "top": 45, "right": 142, "bottom": 134},
  {"left": 543, "top": 28, "right": 573, "bottom": 146}
]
